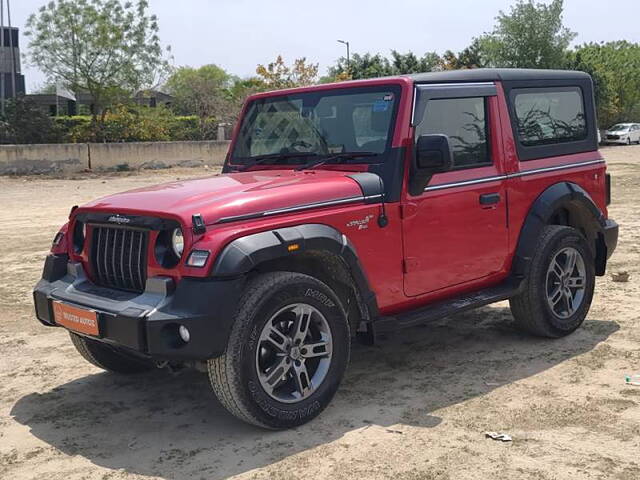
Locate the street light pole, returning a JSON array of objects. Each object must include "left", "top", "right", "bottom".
[{"left": 337, "top": 39, "right": 350, "bottom": 76}]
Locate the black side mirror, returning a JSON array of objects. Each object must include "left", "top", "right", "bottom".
[{"left": 409, "top": 134, "right": 454, "bottom": 195}]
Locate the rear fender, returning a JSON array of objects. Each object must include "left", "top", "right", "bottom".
[{"left": 512, "top": 182, "right": 608, "bottom": 278}]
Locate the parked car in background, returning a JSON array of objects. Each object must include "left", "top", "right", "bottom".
[{"left": 604, "top": 123, "right": 640, "bottom": 145}]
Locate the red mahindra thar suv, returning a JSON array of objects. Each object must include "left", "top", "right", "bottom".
[{"left": 34, "top": 69, "right": 618, "bottom": 429}]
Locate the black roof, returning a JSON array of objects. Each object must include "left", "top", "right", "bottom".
[{"left": 405, "top": 68, "right": 590, "bottom": 83}]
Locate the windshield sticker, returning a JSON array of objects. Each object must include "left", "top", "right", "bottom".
[
  {"left": 373, "top": 100, "right": 389, "bottom": 112},
  {"left": 383, "top": 94, "right": 394, "bottom": 101}
]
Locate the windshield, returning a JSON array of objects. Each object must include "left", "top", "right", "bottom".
[
  {"left": 609, "top": 124, "right": 630, "bottom": 132},
  {"left": 231, "top": 86, "right": 401, "bottom": 164}
]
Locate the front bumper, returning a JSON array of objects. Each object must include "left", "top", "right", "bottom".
[
  {"left": 33, "top": 255, "right": 244, "bottom": 361},
  {"left": 604, "top": 138, "right": 630, "bottom": 145}
]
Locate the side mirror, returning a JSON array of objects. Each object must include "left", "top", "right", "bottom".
[{"left": 409, "top": 134, "right": 454, "bottom": 195}]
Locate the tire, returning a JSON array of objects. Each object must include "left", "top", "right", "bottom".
[
  {"left": 509, "top": 225, "right": 595, "bottom": 338},
  {"left": 208, "top": 272, "right": 350, "bottom": 429},
  {"left": 69, "top": 332, "right": 154, "bottom": 374}
]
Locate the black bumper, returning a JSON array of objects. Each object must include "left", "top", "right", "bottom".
[{"left": 33, "top": 255, "right": 244, "bottom": 361}]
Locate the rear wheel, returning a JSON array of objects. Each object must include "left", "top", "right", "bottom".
[
  {"left": 208, "top": 272, "right": 350, "bottom": 429},
  {"left": 69, "top": 332, "right": 154, "bottom": 374},
  {"left": 510, "top": 226, "right": 595, "bottom": 337}
]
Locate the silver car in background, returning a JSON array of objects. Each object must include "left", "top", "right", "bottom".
[{"left": 604, "top": 123, "right": 640, "bottom": 145}]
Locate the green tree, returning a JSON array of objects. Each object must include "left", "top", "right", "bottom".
[
  {"left": 0, "top": 96, "right": 60, "bottom": 144},
  {"left": 570, "top": 41, "right": 640, "bottom": 127},
  {"left": 25, "top": 0, "right": 171, "bottom": 131},
  {"left": 477, "top": 0, "right": 576, "bottom": 68},
  {"left": 390, "top": 50, "right": 442, "bottom": 74},
  {"left": 256, "top": 55, "right": 319, "bottom": 89},
  {"left": 165, "top": 64, "right": 235, "bottom": 138},
  {"left": 326, "top": 53, "right": 394, "bottom": 80}
]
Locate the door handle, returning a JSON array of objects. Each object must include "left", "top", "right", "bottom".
[{"left": 479, "top": 193, "right": 501, "bottom": 205}]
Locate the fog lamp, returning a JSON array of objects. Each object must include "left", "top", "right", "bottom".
[{"left": 178, "top": 325, "right": 190, "bottom": 343}]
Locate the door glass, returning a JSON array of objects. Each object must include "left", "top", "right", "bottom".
[{"left": 416, "top": 97, "right": 490, "bottom": 169}]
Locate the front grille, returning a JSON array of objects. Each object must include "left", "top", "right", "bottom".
[
  {"left": 90, "top": 226, "right": 148, "bottom": 292},
  {"left": 607, "top": 134, "right": 620, "bottom": 140}
]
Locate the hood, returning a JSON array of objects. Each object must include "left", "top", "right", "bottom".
[{"left": 78, "top": 169, "right": 368, "bottom": 226}]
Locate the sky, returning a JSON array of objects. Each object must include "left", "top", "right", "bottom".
[{"left": 10, "top": 0, "right": 640, "bottom": 93}]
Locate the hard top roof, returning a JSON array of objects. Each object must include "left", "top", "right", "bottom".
[{"left": 406, "top": 68, "right": 591, "bottom": 83}]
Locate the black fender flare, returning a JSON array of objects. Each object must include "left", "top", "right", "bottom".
[
  {"left": 511, "top": 181, "right": 607, "bottom": 279},
  {"left": 211, "top": 224, "right": 380, "bottom": 319}
]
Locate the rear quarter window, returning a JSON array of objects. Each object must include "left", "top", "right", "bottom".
[{"left": 513, "top": 87, "right": 587, "bottom": 147}]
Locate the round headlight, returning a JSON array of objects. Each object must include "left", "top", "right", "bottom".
[{"left": 171, "top": 228, "right": 184, "bottom": 258}]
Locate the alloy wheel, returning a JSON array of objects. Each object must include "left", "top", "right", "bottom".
[
  {"left": 545, "top": 247, "right": 587, "bottom": 319},
  {"left": 256, "top": 303, "right": 333, "bottom": 403}
]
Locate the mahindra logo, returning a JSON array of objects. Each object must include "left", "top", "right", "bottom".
[{"left": 108, "top": 215, "right": 131, "bottom": 224}]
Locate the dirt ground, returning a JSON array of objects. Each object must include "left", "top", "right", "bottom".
[{"left": 1, "top": 147, "right": 639, "bottom": 480}]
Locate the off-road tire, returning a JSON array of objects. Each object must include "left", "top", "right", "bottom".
[
  {"left": 208, "top": 272, "right": 350, "bottom": 429},
  {"left": 69, "top": 332, "right": 154, "bottom": 374},
  {"left": 509, "top": 225, "right": 595, "bottom": 338}
]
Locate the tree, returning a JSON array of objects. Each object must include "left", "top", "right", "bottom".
[
  {"left": 256, "top": 55, "right": 319, "bottom": 89},
  {"left": 325, "top": 47, "right": 479, "bottom": 82},
  {"left": 477, "top": 0, "right": 576, "bottom": 69},
  {"left": 440, "top": 40, "right": 485, "bottom": 70},
  {"left": 390, "top": 50, "right": 442, "bottom": 74},
  {"left": 570, "top": 41, "right": 640, "bottom": 127},
  {"left": 165, "top": 65, "right": 234, "bottom": 138},
  {"left": 25, "top": 0, "right": 171, "bottom": 131},
  {"left": 326, "top": 53, "right": 393, "bottom": 81},
  {"left": 0, "top": 96, "right": 60, "bottom": 144}
]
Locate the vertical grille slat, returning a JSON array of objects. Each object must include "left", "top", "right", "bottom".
[
  {"left": 90, "top": 225, "right": 148, "bottom": 293},
  {"left": 136, "top": 231, "right": 144, "bottom": 291},
  {"left": 95, "top": 227, "right": 104, "bottom": 284}
]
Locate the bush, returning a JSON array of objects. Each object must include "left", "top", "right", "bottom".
[
  {"left": 13, "top": 103, "right": 225, "bottom": 144},
  {"left": 53, "top": 116, "right": 91, "bottom": 143},
  {"left": 169, "top": 116, "right": 201, "bottom": 141},
  {"left": 0, "top": 96, "right": 62, "bottom": 144}
]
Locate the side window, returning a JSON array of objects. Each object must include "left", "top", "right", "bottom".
[
  {"left": 513, "top": 87, "right": 587, "bottom": 148},
  {"left": 416, "top": 97, "right": 490, "bottom": 169}
]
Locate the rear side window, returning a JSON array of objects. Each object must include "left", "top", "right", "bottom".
[
  {"left": 416, "top": 97, "right": 490, "bottom": 169},
  {"left": 513, "top": 87, "right": 587, "bottom": 147}
]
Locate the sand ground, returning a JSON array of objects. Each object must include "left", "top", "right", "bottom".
[{"left": 1, "top": 147, "right": 639, "bottom": 480}]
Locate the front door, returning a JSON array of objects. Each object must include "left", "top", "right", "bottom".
[{"left": 402, "top": 89, "right": 508, "bottom": 297}]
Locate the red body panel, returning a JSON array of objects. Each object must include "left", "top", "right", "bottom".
[{"left": 59, "top": 75, "right": 610, "bottom": 317}]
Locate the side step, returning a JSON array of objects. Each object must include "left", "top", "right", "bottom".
[{"left": 371, "top": 281, "right": 521, "bottom": 334}]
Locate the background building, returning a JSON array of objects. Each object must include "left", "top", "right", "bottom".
[{"left": 0, "top": 27, "right": 25, "bottom": 101}]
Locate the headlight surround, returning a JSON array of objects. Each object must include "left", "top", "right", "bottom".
[
  {"left": 73, "top": 221, "right": 86, "bottom": 253},
  {"left": 52, "top": 231, "right": 65, "bottom": 246},
  {"left": 171, "top": 227, "right": 184, "bottom": 258}
]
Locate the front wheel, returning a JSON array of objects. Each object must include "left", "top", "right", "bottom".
[
  {"left": 510, "top": 225, "right": 595, "bottom": 338},
  {"left": 208, "top": 272, "right": 350, "bottom": 429}
]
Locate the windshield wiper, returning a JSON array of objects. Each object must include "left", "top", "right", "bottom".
[
  {"left": 295, "top": 152, "right": 378, "bottom": 171},
  {"left": 237, "top": 152, "right": 318, "bottom": 172}
]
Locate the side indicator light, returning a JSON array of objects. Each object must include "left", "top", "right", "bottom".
[
  {"left": 186, "top": 250, "right": 210, "bottom": 267},
  {"left": 287, "top": 243, "right": 300, "bottom": 252}
]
